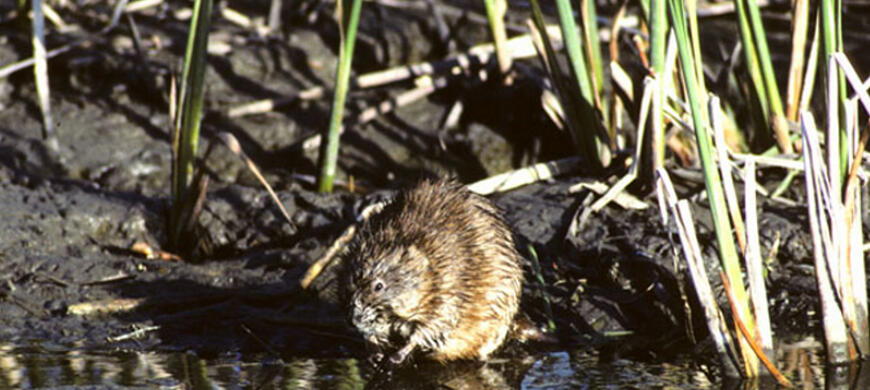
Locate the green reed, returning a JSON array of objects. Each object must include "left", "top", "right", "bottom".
[{"left": 317, "top": 0, "right": 364, "bottom": 193}]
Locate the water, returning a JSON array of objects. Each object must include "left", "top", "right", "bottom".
[{"left": 0, "top": 338, "right": 864, "bottom": 389}]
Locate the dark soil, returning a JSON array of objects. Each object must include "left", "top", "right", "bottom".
[{"left": 0, "top": 0, "right": 868, "bottom": 385}]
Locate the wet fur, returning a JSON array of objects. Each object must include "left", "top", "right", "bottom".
[{"left": 346, "top": 179, "right": 523, "bottom": 363}]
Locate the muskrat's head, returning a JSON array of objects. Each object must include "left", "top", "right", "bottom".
[{"left": 347, "top": 238, "right": 430, "bottom": 347}]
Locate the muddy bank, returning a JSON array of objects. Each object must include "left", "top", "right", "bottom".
[{"left": 0, "top": 173, "right": 828, "bottom": 363}]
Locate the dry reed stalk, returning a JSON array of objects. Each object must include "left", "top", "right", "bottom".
[
  {"left": 719, "top": 271, "right": 791, "bottom": 386},
  {"left": 833, "top": 53, "right": 870, "bottom": 357},
  {"left": 301, "top": 76, "right": 448, "bottom": 151},
  {"left": 216, "top": 132, "right": 296, "bottom": 231},
  {"left": 655, "top": 168, "right": 741, "bottom": 378},
  {"left": 31, "top": 0, "right": 58, "bottom": 153},
  {"left": 801, "top": 111, "right": 850, "bottom": 363},
  {"left": 742, "top": 160, "right": 774, "bottom": 360},
  {"left": 710, "top": 97, "right": 746, "bottom": 253},
  {"left": 574, "top": 77, "right": 656, "bottom": 229}
]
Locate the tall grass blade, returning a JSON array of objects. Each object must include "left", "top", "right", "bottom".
[
  {"left": 554, "top": 0, "right": 593, "bottom": 104},
  {"left": 649, "top": 0, "right": 667, "bottom": 170},
  {"left": 171, "top": 0, "right": 213, "bottom": 250},
  {"left": 667, "top": 0, "right": 757, "bottom": 375},
  {"left": 530, "top": 0, "right": 605, "bottom": 169},
  {"left": 785, "top": 0, "right": 810, "bottom": 121},
  {"left": 685, "top": 0, "right": 705, "bottom": 100},
  {"left": 31, "top": 0, "right": 58, "bottom": 154},
  {"left": 607, "top": 4, "right": 629, "bottom": 138},
  {"left": 578, "top": 0, "right": 610, "bottom": 163},
  {"left": 579, "top": 0, "right": 604, "bottom": 114},
  {"left": 482, "top": 0, "right": 511, "bottom": 74},
  {"left": 527, "top": 1, "right": 591, "bottom": 167},
  {"left": 733, "top": 0, "right": 768, "bottom": 129},
  {"left": 820, "top": 0, "right": 846, "bottom": 174},
  {"left": 798, "top": 16, "right": 821, "bottom": 115},
  {"left": 741, "top": 0, "right": 791, "bottom": 152},
  {"left": 834, "top": 54, "right": 870, "bottom": 113},
  {"left": 317, "top": 0, "right": 364, "bottom": 193}
]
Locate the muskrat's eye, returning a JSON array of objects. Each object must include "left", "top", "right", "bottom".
[{"left": 372, "top": 280, "right": 384, "bottom": 293}]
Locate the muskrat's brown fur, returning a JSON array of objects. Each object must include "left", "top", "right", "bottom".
[{"left": 345, "top": 179, "right": 524, "bottom": 364}]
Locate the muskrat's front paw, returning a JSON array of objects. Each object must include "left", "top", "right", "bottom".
[
  {"left": 388, "top": 351, "right": 405, "bottom": 364},
  {"left": 389, "top": 344, "right": 413, "bottom": 364}
]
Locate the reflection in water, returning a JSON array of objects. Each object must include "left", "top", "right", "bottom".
[
  {"left": 781, "top": 337, "right": 825, "bottom": 388},
  {"left": 0, "top": 338, "right": 865, "bottom": 389},
  {"left": 364, "top": 357, "right": 526, "bottom": 389}
]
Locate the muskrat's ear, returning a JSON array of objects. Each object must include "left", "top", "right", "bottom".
[{"left": 405, "top": 244, "right": 428, "bottom": 269}]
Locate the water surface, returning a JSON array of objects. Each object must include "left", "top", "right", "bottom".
[{"left": 1, "top": 337, "right": 860, "bottom": 389}]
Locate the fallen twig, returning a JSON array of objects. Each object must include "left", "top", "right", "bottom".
[
  {"left": 227, "top": 87, "right": 325, "bottom": 117},
  {"left": 79, "top": 272, "right": 135, "bottom": 286},
  {"left": 372, "top": 0, "right": 526, "bottom": 33},
  {"left": 67, "top": 298, "right": 148, "bottom": 316},
  {"left": 467, "top": 156, "right": 580, "bottom": 195},
  {"left": 568, "top": 181, "right": 648, "bottom": 210},
  {"left": 300, "top": 76, "right": 449, "bottom": 151},
  {"left": 130, "top": 241, "right": 182, "bottom": 262},
  {"left": 226, "top": 26, "right": 564, "bottom": 117},
  {"left": 241, "top": 324, "right": 281, "bottom": 357},
  {"left": 107, "top": 325, "right": 160, "bottom": 342},
  {"left": 300, "top": 201, "right": 387, "bottom": 289},
  {"left": 35, "top": 272, "right": 71, "bottom": 287},
  {"left": 0, "top": 0, "right": 134, "bottom": 79}
]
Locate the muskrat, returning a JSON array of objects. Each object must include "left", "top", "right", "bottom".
[{"left": 345, "top": 179, "right": 524, "bottom": 364}]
